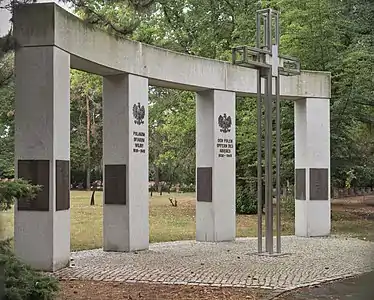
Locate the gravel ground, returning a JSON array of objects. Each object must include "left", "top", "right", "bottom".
[{"left": 54, "top": 236, "right": 374, "bottom": 290}]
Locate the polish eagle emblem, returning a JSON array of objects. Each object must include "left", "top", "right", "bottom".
[
  {"left": 218, "top": 113, "right": 232, "bottom": 133},
  {"left": 132, "top": 102, "right": 145, "bottom": 125}
]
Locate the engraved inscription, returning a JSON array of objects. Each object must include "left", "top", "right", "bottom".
[
  {"left": 217, "top": 138, "right": 234, "bottom": 158},
  {"left": 133, "top": 131, "right": 146, "bottom": 154},
  {"left": 310, "top": 168, "right": 328, "bottom": 200}
]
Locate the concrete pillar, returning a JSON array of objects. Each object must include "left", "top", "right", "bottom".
[
  {"left": 195, "top": 90, "right": 236, "bottom": 242},
  {"left": 294, "top": 98, "right": 331, "bottom": 237},
  {"left": 14, "top": 46, "right": 71, "bottom": 271},
  {"left": 102, "top": 74, "right": 149, "bottom": 251},
  {"left": 0, "top": 0, "right": 11, "bottom": 37}
]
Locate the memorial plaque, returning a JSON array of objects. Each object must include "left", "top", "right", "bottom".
[
  {"left": 216, "top": 137, "right": 234, "bottom": 158},
  {"left": 17, "top": 159, "right": 50, "bottom": 211},
  {"left": 104, "top": 164, "right": 127, "bottom": 205},
  {"left": 132, "top": 130, "right": 146, "bottom": 154},
  {"left": 56, "top": 160, "right": 70, "bottom": 211},
  {"left": 295, "top": 168, "right": 306, "bottom": 200},
  {"left": 310, "top": 168, "right": 328, "bottom": 200},
  {"left": 197, "top": 167, "right": 212, "bottom": 202}
]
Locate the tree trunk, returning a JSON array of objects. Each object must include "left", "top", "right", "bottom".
[
  {"left": 90, "top": 188, "right": 96, "bottom": 206},
  {"left": 86, "top": 95, "right": 91, "bottom": 191},
  {"left": 155, "top": 166, "right": 161, "bottom": 195}
]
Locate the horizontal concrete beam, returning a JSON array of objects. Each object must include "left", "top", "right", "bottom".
[{"left": 13, "top": 3, "right": 331, "bottom": 99}]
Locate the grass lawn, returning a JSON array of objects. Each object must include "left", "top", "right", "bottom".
[{"left": 1, "top": 191, "right": 373, "bottom": 251}]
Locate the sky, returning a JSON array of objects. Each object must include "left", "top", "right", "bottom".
[{"left": 0, "top": 0, "right": 72, "bottom": 37}]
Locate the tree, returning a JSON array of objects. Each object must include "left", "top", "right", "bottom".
[
  {"left": 2, "top": 0, "right": 374, "bottom": 216},
  {"left": 0, "top": 52, "right": 15, "bottom": 178},
  {"left": 148, "top": 88, "right": 196, "bottom": 189},
  {"left": 0, "top": 179, "right": 60, "bottom": 300},
  {"left": 70, "top": 70, "right": 103, "bottom": 189}
]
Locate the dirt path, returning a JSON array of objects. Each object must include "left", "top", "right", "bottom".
[{"left": 57, "top": 280, "right": 276, "bottom": 300}]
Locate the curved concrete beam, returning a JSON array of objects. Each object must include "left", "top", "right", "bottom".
[{"left": 14, "top": 3, "right": 330, "bottom": 99}]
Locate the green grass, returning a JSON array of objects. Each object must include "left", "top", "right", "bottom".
[
  {"left": 331, "top": 205, "right": 374, "bottom": 241},
  {"left": 1, "top": 191, "right": 373, "bottom": 251}
]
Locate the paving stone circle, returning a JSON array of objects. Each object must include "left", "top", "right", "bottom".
[{"left": 54, "top": 236, "right": 374, "bottom": 290}]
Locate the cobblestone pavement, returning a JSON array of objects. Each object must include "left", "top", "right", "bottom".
[{"left": 55, "top": 236, "right": 374, "bottom": 290}]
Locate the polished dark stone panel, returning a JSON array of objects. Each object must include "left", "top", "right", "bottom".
[
  {"left": 197, "top": 167, "right": 212, "bottom": 202},
  {"left": 295, "top": 168, "right": 306, "bottom": 200},
  {"left": 17, "top": 159, "right": 50, "bottom": 211},
  {"left": 310, "top": 168, "right": 329, "bottom": 200},
  {"left": 104, "top": 164, "right": 127, "bottom": 205},
  {"left": 56, "top": 160, "right": 70, "bottom": 211}
]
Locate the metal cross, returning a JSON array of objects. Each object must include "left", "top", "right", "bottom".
[{"left": 232, "top": 8, "right": 300, "bottom": 254}]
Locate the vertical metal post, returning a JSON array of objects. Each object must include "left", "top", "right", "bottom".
[
  {"left": 266, "top": 68, "right": 273, "bottom": 254},
  {"left": 256, "top": 11, "right": 263, "bottom": 254},
  {"left": 263, "top": 14, "right": 268, "bottom": 51},
  {"left": 275, "top": 12, "right": 281, "bottom": 254},
  {"left": 257, "top": 72, "right": 262, "bottom": 254},
  {"left": 264, "top": 8, "right": 273, "bottom": 255},
  {"left": 264, "top": 70, "right": 269, "bottom": 253},
  {"left": 267, "top": 9, "right": 272, "bottom": 48},
  {"left": 256, "top": 12, "right": 261, "bottom": 48},
  {"left": 275, "top": 75, "right": 281, "bottom": 253}
]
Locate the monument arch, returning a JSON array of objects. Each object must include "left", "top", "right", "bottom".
[{"left": 13, "top": 2, "right": 331, "bottom": 271}]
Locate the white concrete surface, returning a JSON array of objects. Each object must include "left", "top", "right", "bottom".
[
  {"left": 0, "top": 0, "right": 73, "bottom": 38},
  {"left": 14, "top": 46, "right": 70, "bottom": 271},
  {"left": 13, "top": 2, "right": 331, "bottom": 99},
  {"left": 103, "top": 74, "right": 149, "bottom": 252},
  {"left": 196, "top": 90, "right": 236, "bottom": 242},
  {"left": 0, "top": 0, "right": 11, "bottom": 37},
  {"left": 294, "top": 98, "right": 331, "bottom": 237}
]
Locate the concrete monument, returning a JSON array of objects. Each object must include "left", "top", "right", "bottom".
[{"left": 13, "top": 3, "right": 331, "bottom": 271}]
